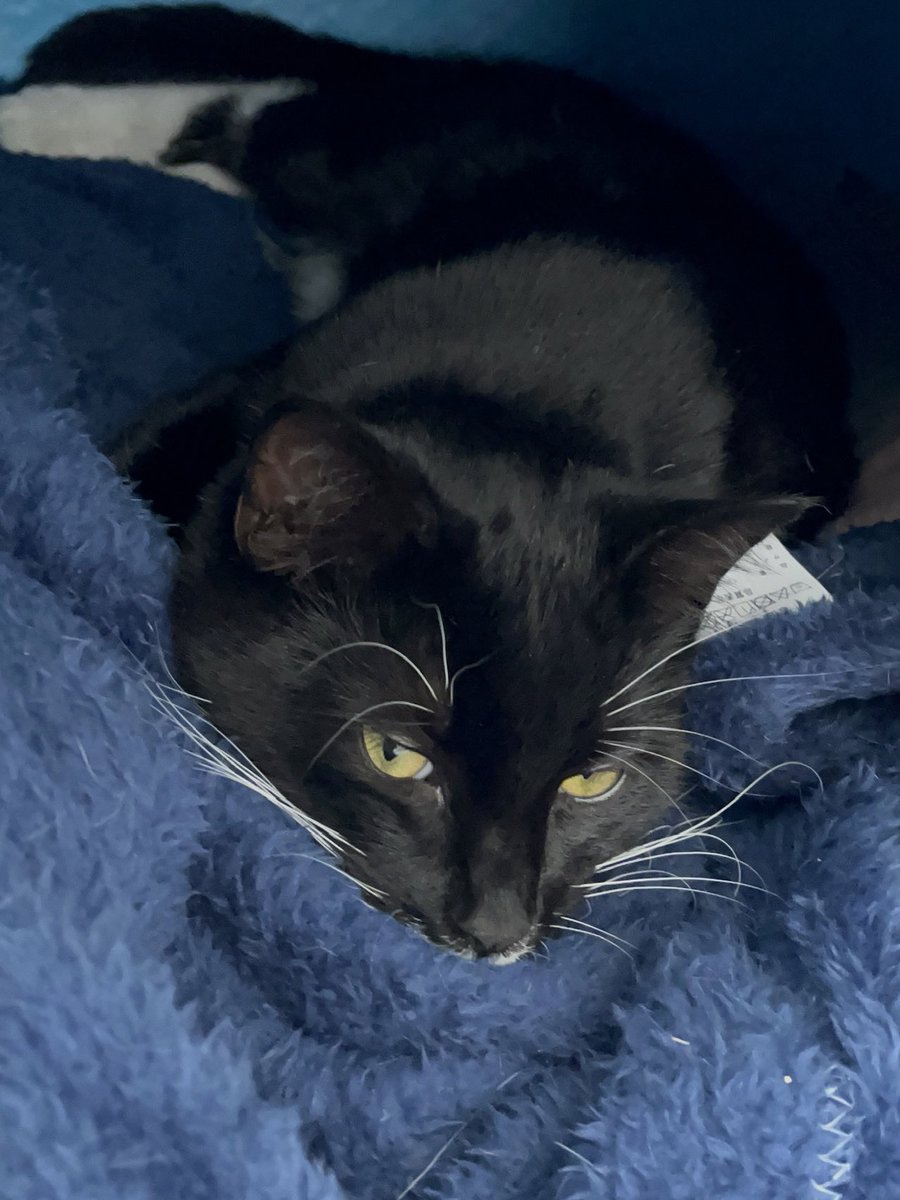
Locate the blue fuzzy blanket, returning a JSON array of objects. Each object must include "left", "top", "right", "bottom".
[{"left": 2, "top": 147, "right": 900, "bottom": 1200}]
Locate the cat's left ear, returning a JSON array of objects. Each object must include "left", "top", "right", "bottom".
[
  {"left": 625, "top": 494, "right": 813, "bottom": 613},
  {"left": 234, "top": 404, "right": 439, "bottom": 579}
]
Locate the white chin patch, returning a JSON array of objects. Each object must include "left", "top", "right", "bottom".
[
  {"left": 488, "top": 940, "right": 535, "bottom": 966},
  {"left": 0, "top": 80, "right": 310, "bottom": 195}
]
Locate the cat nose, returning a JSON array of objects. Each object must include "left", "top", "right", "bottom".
[{"left": 455, "top": 894, "right": 534, "bottom": 957}]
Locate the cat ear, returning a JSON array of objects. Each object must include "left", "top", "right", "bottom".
[
  {"left": 627, "top": 495, "right": 812, "bottom": 613},
  {"left": 234, "top": 405, "right": 438, "bottom": 578}
]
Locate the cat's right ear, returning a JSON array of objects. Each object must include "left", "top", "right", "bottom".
[
  {"left": 234, "top": 406, "right": 438, "bottom": 579},
  {"left": 618, "top": 493, "right": 812, "bottom": 617}
]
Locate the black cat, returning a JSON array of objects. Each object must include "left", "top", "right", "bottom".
[{"left": 23, "top": 5, "right": 854, "bottom": 962}]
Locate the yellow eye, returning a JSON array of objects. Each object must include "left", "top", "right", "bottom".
[
  {"left": 559, "top": 767, "right": 623, "bottom": 801},
  {"left": 362, "top": 726, "right": 433, "bottom": 781}
]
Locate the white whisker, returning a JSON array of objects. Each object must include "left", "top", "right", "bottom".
[
  {"left": 155, "top": 692, "right": 286, "bottom": 797},
  {"left": 590, "top": 865, "right": 699, "bottom": 887},
  {"left": 190, "top": 757, "right": 345, "bottom": 858},
  {"left": 138, "top": 633, "right": 365, "bottom": 864},
  {"left": 414, "top": 601, "right": 451, "bottom": 694},
  {"left": 297, "top": 853, "right": 387, "bottom": 899},
  {"left": 395, "top": 1127, "right": 467, "bottom": 1200},
  {"left": 155, "top": 686, "right": 283, "bottom": 785},
  {"left": 294, "top": 640, "right": 439, "bottom": 704},
  {"left": 306, "top": 700, "right": 433, "bottom": 770},
  {"left": 448, "top": 652, "right": 495, "bottom": 705},
  {"left": 591, "top": 844, "right": 762, "bottom": 893},
  {"left": 607, "top": 672, "right": 836, "bottom": 717},
  {"left": 150, "top": 684, "right": 359, "bottom": 856},
  {"left": 157, "top": 680, "right": 212, "bottom": 705},
  {"left": 584, "top": 868, "right": 700, "bottom": 904},
  {"left": 556, "top": 914, "right": 636, "bottom": 950},
  {"left": 577, "top": 848, "right": 753, "bottom": 887},
  {"left": 555, "top": 1141, "right": 602, "bottom": 1177},
  {"left": 601, "top": 739, "right": 735, "bottom": 792},
  {"left": 601, "top": 628, "right": 721, "bottom": 708},
  {"left": 395, "top": 1071, "right": 521, "bottom": 1200},
  {"left": 606, "top": 724, "right": 763, "bottom": 765},
  {"left": 586, "top": 870, "right": 769, "bottom": 897},
  {"left": 693, "top": 832, "right": 747, "bottom": 891},
  {"left": 146, "top": 625, "right": 192, "bottom": 693},
  {"left": 594, "top": 760, "right": 821, "bottom": 875},
  {"left": 600, "top": 749, "right": 690, "bottom": 826},
  {"left": 600, "top": 824, "right": 720, "bottom": 867},
  {"left": 435, "top": 605, "right": 450, "bottom": 692},
  {"left": 547, "top": 923, "right": 634, "bottom": 958},
  {"left": 580, "top": 883, "right": 746, "bottom": 907},
  {"left": 596, "top": 816, "right": 722, "bottom": 866}
]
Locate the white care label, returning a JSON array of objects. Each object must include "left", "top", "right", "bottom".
[{"left": 699, "top": 534, "right": 832, "bottom": 636}]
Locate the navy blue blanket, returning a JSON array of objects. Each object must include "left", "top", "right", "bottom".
[{"left": 2, "top": 148, "right": 900, "bottom": 1200}]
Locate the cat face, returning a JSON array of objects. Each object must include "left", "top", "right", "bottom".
[
  {"left": 238, "top": 583, "right": 694, "bottom": 963},
  {"left": 173, "top": 402, "right": 799, "bottom": 962}
]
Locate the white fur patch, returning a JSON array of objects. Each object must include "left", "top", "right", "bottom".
[
  {"left": 258, "top": 231, "right": 347, "bottom": 322},
  {"left": 488, "top": 936, "right": 537, "bottom": 966},
  {"left": 0, "top": 81, "right": 311, "bottom": 195}
]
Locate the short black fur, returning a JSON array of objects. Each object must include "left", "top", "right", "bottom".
[{"left": 36, "top": 5, "right": 857, "bottom": 960}]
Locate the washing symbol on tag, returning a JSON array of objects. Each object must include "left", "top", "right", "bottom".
[{"left": 700, "top": 535, "right": 832, "bottom": 636}]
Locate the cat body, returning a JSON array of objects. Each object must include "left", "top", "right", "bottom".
[{"left": 26, "top": 5, "right": 855, "bottom": 960}]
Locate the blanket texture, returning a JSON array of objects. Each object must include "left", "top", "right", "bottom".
[{"left": 2, "top": 148, "right": 900, "bottom": 1200}]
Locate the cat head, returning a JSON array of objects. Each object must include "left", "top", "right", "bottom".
[{"left": 173, "top": 400, "right": 802, "bottom": 963}]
